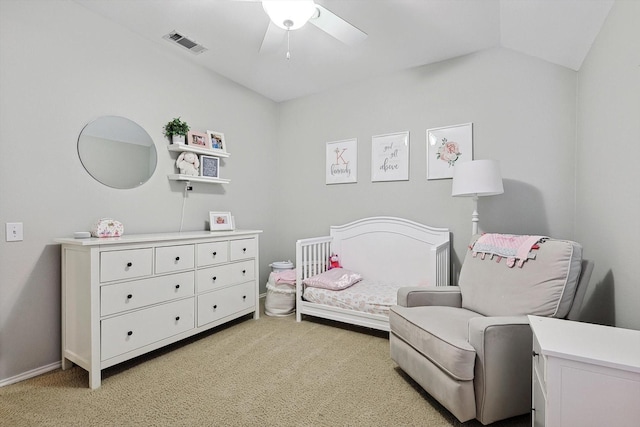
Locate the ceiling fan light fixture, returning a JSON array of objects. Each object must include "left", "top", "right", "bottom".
[{"left": 262, "top": 0, "right": 316, "bottom": 30}]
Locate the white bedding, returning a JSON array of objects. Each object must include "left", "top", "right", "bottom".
[{"left": 302, "top": 279, "right": 403, "bottom": 316}]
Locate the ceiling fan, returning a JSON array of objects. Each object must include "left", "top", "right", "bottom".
[{"left": 256, "top": 1, "right": 368, "bottom": 58}]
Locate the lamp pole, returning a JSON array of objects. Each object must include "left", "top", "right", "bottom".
[{"left": 471, "top": 194, "right": 479, "bottom": 235}]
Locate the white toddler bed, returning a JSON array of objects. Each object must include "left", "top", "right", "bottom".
[{"left": 295, "top": 217, "right": 450, "bottom": 331}]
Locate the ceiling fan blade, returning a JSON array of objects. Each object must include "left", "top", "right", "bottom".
[
  {"left": 259, "top": 21, "right": 285, "bottom": 54},
  {"left": 309, "top": 4, "right": 367, "bottom": 46}
]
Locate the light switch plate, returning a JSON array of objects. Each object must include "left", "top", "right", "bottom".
[{"left": 6, "top": 222, "right": 23, "bottom": 242}]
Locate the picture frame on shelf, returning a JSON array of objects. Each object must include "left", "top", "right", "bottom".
[
  {"left": 187, "top": 130, "right": 210, "bottom": 149},
  {"left": 209, "top": 211, "right": 234, "bottom": 231},
  {"left": 200, "top": 155, "right": 220, "bottom": 178},
  {"left": 427, "top": 123, "right": 473, "bottom": 180},
  {"left": 207, "top": 130, "right": 226, "bottom": 152}
]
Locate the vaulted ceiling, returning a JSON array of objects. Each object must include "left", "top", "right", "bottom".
[{"left": 73, "top": 0, "right": 614, "bottom": 102}]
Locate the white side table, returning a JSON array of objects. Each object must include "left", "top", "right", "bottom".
[{"left": 529, "top": 315, "right": 640, "bottom": 427}]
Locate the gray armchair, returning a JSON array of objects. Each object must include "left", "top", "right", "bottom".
[{"left": 389, "top": 236, "right": 593, "bottom": 425}]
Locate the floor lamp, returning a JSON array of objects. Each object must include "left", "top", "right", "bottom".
[{"left": 452, "top": 160, "right": 504, "bottom": 235}]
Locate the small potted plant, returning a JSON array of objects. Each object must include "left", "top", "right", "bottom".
[{"left": 163, "top": 117, "right": 190, "bottom": 144}]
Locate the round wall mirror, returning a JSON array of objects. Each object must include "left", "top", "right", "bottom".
[{"left": 78, "top": 116, "right": 157, "bottom": 189}]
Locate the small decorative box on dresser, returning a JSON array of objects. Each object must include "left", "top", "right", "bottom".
[
  {"left": 528, "top": 315, "right": 640, "bottom": 427},
  {"left": 56, "top": 230, "right": 262, "bottom": 389}
]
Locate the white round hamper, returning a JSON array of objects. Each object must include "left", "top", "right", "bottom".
[{"left": 265, "top": 261, "right": 295, "bottom": 317}]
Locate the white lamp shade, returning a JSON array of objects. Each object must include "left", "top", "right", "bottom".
[
  {"left": 452, "top": 159, "right": 504, "bottom": 197},
  {"left": 262, "top": 1, "right": 317, "bottom": 30}
]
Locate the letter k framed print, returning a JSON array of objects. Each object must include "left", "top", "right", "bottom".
[{"left": 326, "top": 138, "right": 358, "bottom": 184}]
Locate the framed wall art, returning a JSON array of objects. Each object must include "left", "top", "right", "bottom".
[
  {"left": 207, "top": 130, "right": 226, "bottom": 152},
  {"left": 326, "top": 138, "right": 357, "bottom": 184},
  {"left": 187, "top": 130, "right": 210, "bottom": 149},
  {"left": 200, "top": 155, "right": 219, "bottom": 178},
  {"left": 371, "top": 131, "right": 409, "bottom": 182},
  {"left": 427, "top": 123, "right": 473, "bottom": 180},
  {"left": 209, "top": 211, "right": 234, "bottom": 231}
]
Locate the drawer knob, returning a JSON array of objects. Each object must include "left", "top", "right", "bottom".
[
  {"left": 242, "top": 270, "right": 246, "bottom": 274},
  {"left": 532, "top": 351, "right": 539, "bottom": 357},
  {"left": 175, "top": 256, "right": 180, "bottom": 261},
  {"left": 175, "top": 316, "right": 180, "bottom": 321},
  {"left": 213, "top": 305, "right": 218, "bottom": 310},
  {"left": 175, "top": 284, "right": 180, "bottom": 289},
  {"left": 212, "top": 276, "right": 217, "bottom": 281},
  {"left": 127, "top": 331, "right": 133, "bottom": 336},
  {"left": 127, "top": 294, "right": 133, "bottom": 299},
  {"left": 243, "top": 248, "right": 247, "bottom": 253},
  {"left": 212, "top": 251, "right": 217, "bottom": 256},
  {"left": 126, "top": 262, "right": 132, "bottom": 267},
  {"left": 243, "top": 295, "right": 247, "bottom": 300}
]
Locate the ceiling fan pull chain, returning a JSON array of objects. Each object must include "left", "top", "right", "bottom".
[{"left": 286, "top": 28, "right": 291, "bottom": 60}]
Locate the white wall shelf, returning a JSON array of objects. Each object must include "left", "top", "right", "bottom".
[
  {"left": 168, "top": 174, "right": 230, "bottom": 184},
  {"left": 167, "top": 144, "right": 230, "bottom": 185},
  {"left": 167, "top": 144, "right": 230, "bottom": 158}
]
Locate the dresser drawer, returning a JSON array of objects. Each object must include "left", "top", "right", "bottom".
[
  {"left": 101, "top": 298, "right": 194, "bottom": 361},
  {"left": 155, "top": 244, "right": 195, "bottom": 274},
  {"left": 197, "top": 282, "right": 255, "bottom": 327},
  {"left": 100, "top": 248, "right": 153, "bottom": 282},
  {"left": 230, "top": 238, "right": 257, "bottom": 261},
  {"left": 197, "top": 241, "right": 229, "bottom": 266},
  {"left": 101, "top": 271, "right": 195, "bottom": 316},
  {"left": 197, "top": 260, "right": 255, "bottom": 293}
]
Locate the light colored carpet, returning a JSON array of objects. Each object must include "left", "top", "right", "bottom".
[{"left": 0, "top": 302, "right": 530, "bottom": 426}]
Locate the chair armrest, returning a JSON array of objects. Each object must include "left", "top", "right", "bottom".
[
  {"left": 396, "top": 286, "right": 462, "bottom": 308},
  {"left": 467, "top": 316, "right": 532, "bottom": 424}
]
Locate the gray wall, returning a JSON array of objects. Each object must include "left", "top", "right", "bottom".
[
  {"left": 575, "top": 0, "right": 640, "bottom": 330},
  {"left": 1, "top": 0, "right": 638, "bottom": 386},
  {"left": 274, "top": 48, "right": 578, "bottom": 275},
  {"left": 0, "top": 1, "right": 278, "bottom": 383}
]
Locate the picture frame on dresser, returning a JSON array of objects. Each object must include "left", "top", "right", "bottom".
[{"left": 209, "top": 211, "right": 234, "bottom": 231}]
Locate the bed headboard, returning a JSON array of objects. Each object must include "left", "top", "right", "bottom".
[{"left": 296, "top": 217, "right": 450, "bottom": 287}]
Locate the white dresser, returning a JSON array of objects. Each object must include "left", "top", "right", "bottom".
[
  {"left": 529, "top": 315, "right": 640, "bottom": 427},
  {"left": 56, "top": 230, "right": 262, "bottom": 388}
]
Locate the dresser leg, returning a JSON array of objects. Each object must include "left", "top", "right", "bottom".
[
  {"left": 89, "top": 370, "right": 101, "bottom": 389},
  {"left": 61, "top": 357, "right": 73, "bottom": 370}
]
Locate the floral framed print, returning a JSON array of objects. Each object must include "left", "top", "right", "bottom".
[
  {"left": 187, "top": 130, "right": 210, "bottom": 149},
  {"left": 207, "top": 130, "right": 226, "bottom": 152},
  {"left": 427, "top": 123, "right": 473, "bottom": 180},
  {"left": 371, "top": 131, "right": 409, "bottom": 182},
  {"left": 209, "top": 211, "right": 234, "bottom": 231},
  {"left": 326, "top": 138, "right": 357, "bottom": 184}
]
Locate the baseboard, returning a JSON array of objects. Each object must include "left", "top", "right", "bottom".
[{"left": 0, "top": 361, "right": 61, "bottom": 388}]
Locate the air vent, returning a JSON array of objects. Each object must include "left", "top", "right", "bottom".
[{"left": 163, "top": 31, "right": 207, "bottom": 55}]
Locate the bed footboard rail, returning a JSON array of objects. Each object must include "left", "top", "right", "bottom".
[{"left": 295, "top": 236, "right": 333, "bottom": 322}]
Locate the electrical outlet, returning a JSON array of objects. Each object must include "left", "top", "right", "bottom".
[{"left": 6, "top": 222, "right": 23, "bottom": 242}]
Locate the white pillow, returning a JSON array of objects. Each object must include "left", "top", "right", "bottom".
[{"left": 302, "top": 268, "right": 363, "bottom": 290}]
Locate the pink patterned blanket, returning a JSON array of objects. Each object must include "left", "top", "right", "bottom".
[{"left": 471, "top": 234, "right": 547, "bottom": 268}]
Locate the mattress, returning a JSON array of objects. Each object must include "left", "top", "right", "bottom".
[{"left": 302, "top": 279, "right": 402, "bottom": 316}]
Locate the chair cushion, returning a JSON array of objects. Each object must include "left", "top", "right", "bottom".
[
  {"left": 458, "top": 237, "right": 582, "bottom": 318},
  {"left": 389, "top": 305, "right": 478, "bottom": 381}
]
